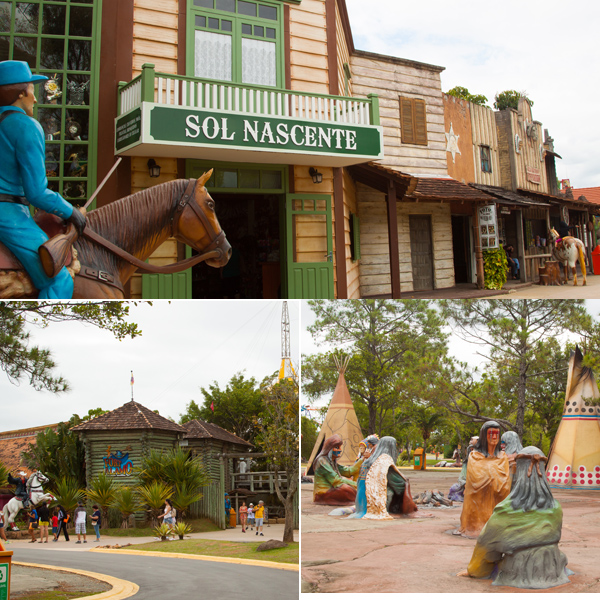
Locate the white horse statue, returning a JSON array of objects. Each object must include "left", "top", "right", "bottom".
[
  {"left": 549, "top": 228, "right": 587, "bottom": 286},
  {"left": 2, "top": 471, "right": 55, "bottom": 530}
]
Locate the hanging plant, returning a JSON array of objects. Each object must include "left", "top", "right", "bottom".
[{"left": 483, "top": 248, "right": 508, "bottom": 290}]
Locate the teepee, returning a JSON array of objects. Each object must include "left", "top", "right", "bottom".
[
  {"left": 305, "top": 356, "right": 363, "bottom": 475},
  {"left": 547, "top": 346, "right": 600, "bottom": 490}
]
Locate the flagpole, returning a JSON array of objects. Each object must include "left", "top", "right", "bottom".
[{"left": 131, "top": 370, "right": 134, "bottom": 401}]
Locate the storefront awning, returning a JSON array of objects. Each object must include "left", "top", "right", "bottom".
[{"left": 470, "top": 184, "right": 550, "bottom": 208}]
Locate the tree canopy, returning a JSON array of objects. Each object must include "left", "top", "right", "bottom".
[
  {"left": 446, "top": 86, "right": 488, "bottom": 106},
  {"left": 494, "top": 90, "right": 534, "bottom": 111},
  {"left": 0, "top": 301, "right": 143, "bottom": 393}
]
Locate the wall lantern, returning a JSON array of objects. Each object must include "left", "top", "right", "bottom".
[
  {"left": 309, "top": 167, "right": 323, "bottom": 184},
  {"left": 147, "top": 158, "right": 161, "bottom": 178}
]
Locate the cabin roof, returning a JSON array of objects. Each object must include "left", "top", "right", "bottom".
[
  {"left": 182, "top": 419, "right": 253, "bottom": 447},
  {"left": 71, "top": 400, "right": 186, "bottom": 433}
]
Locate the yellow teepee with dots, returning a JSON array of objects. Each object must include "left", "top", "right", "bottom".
[{"left": 547, "top": 347, "right": 600, "bottom": 490}]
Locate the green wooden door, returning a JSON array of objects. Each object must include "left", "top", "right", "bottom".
[
  {"left": 285, "top": 194, "right": 334, "bottom": 299},
  {"left": 142, "top": 247, "right": 192, "bottom": 299}
]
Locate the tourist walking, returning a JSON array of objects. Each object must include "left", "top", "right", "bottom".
[
  {"left": 239, "top": 501, "right": 248, "bottom": 533},
  {"left": 158, "top": 499, "right": 176, "bottom": 537},
  {"left": 37, "top": 501, "right": 50, "bottom": 543},
  {"left": 255, "top": 500, "right": 265, "bottom": 537},
  {"left": 91, "top": 505, "right": 101, "bottom": 542},
  {"left": 55, "top": 505, "right": 70, "bottom": 542},
  {"left": 51, "top": 510, "right": 58, "bottom": 541},
  {"left": 247, "top": 503, "right": 255, "bottom": 531},
  {"left": 27, "top": 507, "right": 38, "bottom": 543},
  {"left": 74, "top": 501, "right": 87, "bottom": 543}
]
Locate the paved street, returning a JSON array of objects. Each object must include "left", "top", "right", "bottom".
[
  {"left": 12, "top": 546, "right": 298, "bottom": 600},
  {"left": 486, "top": 273, "right": 600, "bottom": 299}
]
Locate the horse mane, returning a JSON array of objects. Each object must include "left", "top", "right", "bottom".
[{"left": 75, "top": 179, "right": 190, "bottom": 273}]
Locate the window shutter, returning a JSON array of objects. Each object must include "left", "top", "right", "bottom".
[
  {"left": 413, "top": 99, "right": 428, "bottom": 145},
  {"left": 400, "top": 97, "right": 428, "bottom": 146},
  {"left": 350, "top": 212, "right": 361, "bottom": 261},
  {"left": 400, "top": 97, "right": 415, "bottom": 144}
]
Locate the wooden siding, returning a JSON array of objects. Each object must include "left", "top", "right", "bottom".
[
  {"left": 289, "top": 0, "right": 329, "bottom": 94},
  {"left": 442, "top": 94, "right": 475, "bottom": 183},
  {"left": 335, "top": 2, "right": 352, "bottom": 96},
  {"left": 132, "top": 0, "right": 179, "bottom": 76},
  {"left": 470, "top": 102, "right": 502, "bottom": 187},
  {"left": 495, "top": 100, "right": 549, "bottom": 194},
  {"left": 351, "top": 53, "right": 447, "bottom": 177},
  {"left": 356, "top": 183, "right": 455, "bottom": 296}
]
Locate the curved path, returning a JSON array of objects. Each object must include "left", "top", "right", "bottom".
[{"left": 14, "top": 548, "right": 299, "bottom": 600}]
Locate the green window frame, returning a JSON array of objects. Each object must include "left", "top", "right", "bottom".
[
  {"left": 186, "top": 160, "right": 286, "bottom": 193},
  {"left": 187, "top": 0, "right": 285, "bottom": 88},
  {"left": 0, "top": 0, "right": 100, "bottom": 207}
]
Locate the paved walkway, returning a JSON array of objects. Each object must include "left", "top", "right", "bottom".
[{"left": 301, "top": 469, "right": 600, "bottom": 594}]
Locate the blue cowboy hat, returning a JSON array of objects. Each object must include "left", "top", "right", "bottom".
[{"left": 0, "top": 61, "right": 47, "bottom": 86}]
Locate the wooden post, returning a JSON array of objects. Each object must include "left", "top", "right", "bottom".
[
  {"left": 473, "top": 205, "right": 485, "bottom": 289},
  {"left": 386, "top": 179, "right": 401, "bottom": 298},
  {"left": 368, "top": 93, "right": 380, "bottom": 125},
  {"left": 333, "top": 167, "right": 347, "bottom": 298},
  {"left": 140, "top": 63, "right": 156, "bottom": 103},
  {"left": 516, "top": 209, "right": 526, "bottom": 282}
]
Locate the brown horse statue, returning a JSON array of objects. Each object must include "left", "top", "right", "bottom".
[
  {"left": 548, "top": 227, "right": 587, "bottom": 286},
  {"left": 0, "top": 170, "right": 231, "bottom": 298}
]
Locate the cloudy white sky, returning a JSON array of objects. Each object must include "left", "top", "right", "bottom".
[
  {"left": 1, "top": 300, "right": 300, "bottom": 432},
  {"left": 301, "top": 299, "right": 600, "bottom": 414},
  {"left": 345, "top": 0, "right": 600, "bottom": 189}
]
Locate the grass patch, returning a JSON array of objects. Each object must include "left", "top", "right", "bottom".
[
  {"left": 100, "top": 518, "right": 219, "bottom": 538},
  {"left": 127, "top": 538, "right": 299, "bottom": 564},
  {"left": 12, "top": 592, "right": 96, "bottom": 600}
]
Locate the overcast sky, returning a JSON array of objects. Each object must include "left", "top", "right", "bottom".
[
  {"left": 301, "top": 299, "right": 600, "bottom": 415},
  {"left": 1, "top": 300, "right": 300, "bottom": 432},
  {"left": 345, "top": 0, "right": 600, "bottom": 189}
]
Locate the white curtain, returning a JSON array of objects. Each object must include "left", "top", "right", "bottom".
[
  {"left": 242, "top": 38, "right": 276, "bottom": 87},
  {"left": 195, "top": 30, "right": 232, "bottom": 81}
]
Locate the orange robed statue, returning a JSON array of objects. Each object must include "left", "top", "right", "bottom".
[{"left": 455, "top": 420, "right": 511, "bottom": 538}]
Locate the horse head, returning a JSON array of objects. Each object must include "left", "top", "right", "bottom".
[
  {"left": 173, "top": 170, "right": 232, "bottom": 268},
  {"left": 35, "top": 471, "right": 49, "bottom": 485}
]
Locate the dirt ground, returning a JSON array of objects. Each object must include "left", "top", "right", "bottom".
[
  {"left": 301, "top": 468, "right": 600, "bottom": 594},
  {"left": 10, "top": 564, "right": 112, "bottom": 597}
]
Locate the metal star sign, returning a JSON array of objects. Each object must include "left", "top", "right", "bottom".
[{"left": 445, "top": 123, "right": 461, "bottom": 163}]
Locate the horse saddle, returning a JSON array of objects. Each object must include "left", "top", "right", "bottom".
[{"left": 0, "top": 211, "right": 72, "bottom": 270}]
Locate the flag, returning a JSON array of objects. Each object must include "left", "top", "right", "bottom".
[
  {"left": 210, "top": 401, "right": 214, "bottom": 412},
  {"left": 130, "top": 371, "right": 134, "bottom": 386}
]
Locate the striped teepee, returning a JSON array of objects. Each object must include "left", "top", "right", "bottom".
[
  {"left": 305, "top": 355, "right": 363, "bottom": 475},
  {"left": 547, "top": 346, "right": 600, "bottom": 490}
]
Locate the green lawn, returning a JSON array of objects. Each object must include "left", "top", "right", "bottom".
[
  {"left": 100, "top": 517, "right": 220, "bottom": 537},
  {"left": 126, "top": 538, "right": 299, "bottom": 565}
]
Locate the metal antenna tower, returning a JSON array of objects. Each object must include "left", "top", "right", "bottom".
[{"left": 278, "top": 301, "right": 297, "bottom": 381}]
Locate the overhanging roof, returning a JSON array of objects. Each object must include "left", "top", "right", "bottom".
[
  {"left": 349, "top": 162, "right": 414, "bottom": 196},
  {"left": 470, "top": 184, "right": 550, "bottom": 207}
]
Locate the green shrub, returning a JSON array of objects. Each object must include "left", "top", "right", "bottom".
[
  {"left": 483, "top": 248, "right": 508, "bottom": 290},
  {"left": 172, "top": 521, "right": 193, "bottom": 540},
  {"left": 153, "top": 522, "right": 171, "bottom": 541}
]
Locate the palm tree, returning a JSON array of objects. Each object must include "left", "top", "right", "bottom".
[
  {"left": 171, "top": 482, "right": 204, "bottom": 519},
  {"left": 111, "top": 487, "right": 143, "bottom": 529},
  {"left": 52, "top": 476, "right": 84, "bottom": 527},
  {"left": 136, "top": 481, "right": 172, "bottom": 527},
  {"left": 86, "top": 473, "right": 118, "bottom": 528}
]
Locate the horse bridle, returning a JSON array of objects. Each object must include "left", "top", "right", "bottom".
[
  {"left": 80, "top": 179, "right": 228, "bottom": 278},
  {"left": 171, "top": 179, "right": 228, "bottom": 261}
]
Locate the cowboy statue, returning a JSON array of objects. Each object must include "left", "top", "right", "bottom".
[
  {"left": 0, "top": 60, "right": 86, "bottom": 298},
  {"left": 7, "top": 469, "right": 31, "bottom": 509}
]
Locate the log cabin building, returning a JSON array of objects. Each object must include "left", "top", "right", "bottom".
[{"left": 1, "top": 0, "right": 593, "bottom": 297}]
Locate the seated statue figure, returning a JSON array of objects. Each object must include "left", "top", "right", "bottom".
[
  {"left": 363, "top": 436, "right": 417, "bottom": 520},
  {"left": 501, "top": 430, "right": 523, "bottom": 488},
  {"left": 313, "top": 434, "right": 363, "bottom": 505},
  {"left": 464, "top": 446, "right": 571, "bottom": 589},
  {"left": 456, "top": 421, "right": 510, "bottom": 537},
  {"left": 346, "top": 434, "right": 379, "bottom": 519}
]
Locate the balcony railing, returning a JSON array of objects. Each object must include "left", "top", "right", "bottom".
[
  {"left": 230, "top": 471, "right": 288, "bottom": 494},
  {"left": 118, "top": 63, "right": 380, "bottom": 127}
]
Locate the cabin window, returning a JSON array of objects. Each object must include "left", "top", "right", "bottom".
[
  {"left": 480, "top": 145, "right": 492, "bottom": 173},
  {"left": 190, "top": 0, "right": 283, "bottom": 87},
  {"left": 399, "top": 96, "right": 428, "bottom": 146},
  {"left": 0, "top": 0, "right": 100, "bottom": 206}
]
